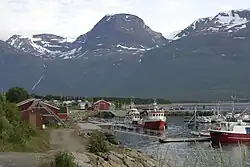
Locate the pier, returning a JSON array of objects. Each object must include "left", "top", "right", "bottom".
[
  {"left": 98, "top": 123, "right": 165, "bottom": 139},
  {"left": 159, "top": 137, "right": 211, "bottom": 143},
  {"left": 86, "top": 118, "right": 212, "bottom": 143}
]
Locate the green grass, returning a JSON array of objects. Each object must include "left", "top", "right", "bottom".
[{"left": 0, "top": 130, "right": 51, "bottom": 152}]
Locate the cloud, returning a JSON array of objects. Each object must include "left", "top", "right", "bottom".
[{"left": 1, "top": 0, "right": 250, "bottom": 40}]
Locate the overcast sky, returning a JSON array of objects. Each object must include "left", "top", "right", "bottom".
[{"left": 1, "top": 0, "right": 250, "bottom": 40}]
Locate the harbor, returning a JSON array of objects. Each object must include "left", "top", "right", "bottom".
[
  {"left": 86, "top": 119, "right": 212, "bottom": 143},
  {"left": 82, "top": 114, "right": 250, "bottom": 166},
  {"left": 85, "top": 99, "right": 250, "bottom": 144}
]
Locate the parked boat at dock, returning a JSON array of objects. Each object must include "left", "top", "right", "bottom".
[
  {"left": 142, "top": 100, "right": 167, "bottom": 131},
  {"left": 209, "top": 120, "right": 250, "bottom": 143},
  {"left": 125, "top": 101, "right": 141, "bottom": 125}
]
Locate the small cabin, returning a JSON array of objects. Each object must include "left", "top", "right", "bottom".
[{"left": 93, "top": 99, "right": 113, "bottom": 111}]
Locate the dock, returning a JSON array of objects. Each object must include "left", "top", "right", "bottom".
[
  {"left": 159, "top": 137, "right": 211, "bottom": 143},
  {"left": 86, "top": 118, "right": 212, "bottom": 143}
]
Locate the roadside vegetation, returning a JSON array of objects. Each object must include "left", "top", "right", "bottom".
[
  {"left": 48, "top": 151, "right": 77, "bottom": 167},
  {"left": 0, "top": 88, "right": 50, "bottom": 152}
]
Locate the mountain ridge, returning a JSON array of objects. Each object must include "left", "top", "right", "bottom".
[
  {"left": 172, "top": 9, "right": 250, "bottom": 40},
  {"left": 6, "top": 13, "right": 167, "bottom": 60},
  {"left": 2, "top": 9, "right": 250, "bottom": 100}
]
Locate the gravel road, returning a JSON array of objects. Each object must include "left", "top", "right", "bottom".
[
  {"left": 0, "top": 128, "right": 86, "bottom": 167},
  {"left": 0, "top": 152, "right": 49, "bottom": 167}
]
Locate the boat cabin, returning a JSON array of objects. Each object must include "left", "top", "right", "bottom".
[
  {"left": 213, "top": 120, "right": 248, "bottom": 132},
  {"left": 125, "top": 108, "right": 141, "bottom": 123},
  {"left": 148, "top": 112, "right": 166, "bottom": 120}
]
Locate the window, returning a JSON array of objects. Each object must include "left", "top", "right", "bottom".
[{"left": 245, "top": 127, "right": 250, "bottom": 134}]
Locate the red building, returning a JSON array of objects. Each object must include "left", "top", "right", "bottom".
[
  {"left": 58, "top": 106, "right": 69, "bottom": 121},
  {"left": 17, "top": 98, "right": 67, "bottom": 129},
  {"left": 93, "top": 99, "right": 112, "bottom": 111}
]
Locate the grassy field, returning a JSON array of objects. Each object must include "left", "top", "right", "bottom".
[{"left": 0, "top": 130, "right": 51, "bottom": 152}]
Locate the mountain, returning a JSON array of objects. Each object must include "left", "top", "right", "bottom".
[
  {"left": 2, "top": 10, "right": 250, "bottom": 101},
  {"left": 0, "top": 40, "right": 45, "bottom": 91},
  {"left": 164, "top": 30, "right": 181, "bottom": 40},
  {"left": 6, "top": 34, "right": 75, "bottom": 59},
  {"left": 140, "top": 9, "right": 250, "bottom": 100},
  {"left": 7, "top": 14, "right": 167, "bottom": 60},
  {"left": 173, "top": 9, "right": 250, "bottom": 40}
]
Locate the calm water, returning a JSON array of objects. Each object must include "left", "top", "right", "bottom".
[{"left": 114, "top": 116, "right": 250, "bottom": 166}]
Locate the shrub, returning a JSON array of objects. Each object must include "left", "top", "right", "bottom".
[
  {"left": 104, "top": 132, "right": 118, "bottom": 145},
  {"left": 87, "top": 130, "right": 109, "bottom": 153},
  {"left": 51, "top": 151, "right": 76, "bottom": 167}
]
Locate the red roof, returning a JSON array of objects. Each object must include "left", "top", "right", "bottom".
[
  {"left": 17, "top": 98, "right": 60, "bottom": 111},
  {"left": 18, "top": 98, "right": 66, "bottom": 126},
  {"left": 93, "top": 99, "right": 112, "bottom": 105}
]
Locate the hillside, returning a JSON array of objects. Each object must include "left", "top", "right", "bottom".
[{"left": 1, "top": 10, "right": 250, "bottom": 100}]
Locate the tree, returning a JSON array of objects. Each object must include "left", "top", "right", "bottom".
[
  {"left": 2, "top": 102, "right": 20, "bottom": 124},
  {"left": 6, "top": 87, "right": 29, "bottom": 103},
  {"left": 0, "top": 94, "right": 3, "bottom": 102}
]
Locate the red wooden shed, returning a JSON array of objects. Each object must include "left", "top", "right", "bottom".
[
  {"left": 17, "top": 98, "right": 66, "bottom": 129},
  {"left": 93, "top": 99, "right": 112, "bottom": 111}
]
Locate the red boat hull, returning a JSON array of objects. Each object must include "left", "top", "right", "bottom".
[
  {"left": 210, "top": 130, "right": 250, "bottom": 144},
  {"left": 143, "top": 120, "right": 166, "bottom": 130}
]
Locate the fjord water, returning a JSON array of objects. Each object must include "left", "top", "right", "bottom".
[{"left": 114, "top": 116, "right": 250, "bottom": 166}]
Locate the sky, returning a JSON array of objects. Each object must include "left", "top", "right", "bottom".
[{"left": 1, "top": 0, "right": 250, "bottom": 40}]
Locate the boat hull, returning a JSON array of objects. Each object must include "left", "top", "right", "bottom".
[
  {"left": 143, "top": 120, "right": 166, "bottom": 130},
  {"left": 210, "top": 130, "right": 250, "bottom": 144}
]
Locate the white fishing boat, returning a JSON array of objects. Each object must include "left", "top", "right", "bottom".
[
  {"left": 125, "top": 100, "right": 141, "bottom": 124},
  {"left": 211, "top": 102, "right": 226, "bottom": 123}
]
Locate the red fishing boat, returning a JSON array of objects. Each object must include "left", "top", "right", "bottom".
[
  {"left": 209, "top": 120, "right": 250, "bottom": 143},
  {"left": 142, "top": 100, "right": 167, "bottom": 130}
]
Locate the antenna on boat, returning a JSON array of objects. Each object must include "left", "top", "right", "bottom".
[
  {"left": 130, "top": 97, "right": 135, "bottom": 109},
  {"left": 194, "top": 106, "right": 197, "bottom": 130},
  {"left": 231, "top": 95, "right": 236, "bottom": 114}
]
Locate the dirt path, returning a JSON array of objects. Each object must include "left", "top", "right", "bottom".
[
  {"left": 0, "top": 128, "right": 87, "bottom": 167},
  {"left": 50, "top": 128, "right": 86, "bottom": 153},
  {"left": 0, "top": 152, "right": 49, "bottom": 167}
]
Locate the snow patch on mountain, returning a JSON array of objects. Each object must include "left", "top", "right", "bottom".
[
  {"left": 116, "top": 44, "right": 145, "bottom": 51},
  {"left": 173, "top": 9, "right": 250, "bottom": 40},
  {"left": 164, "top": 30, "right": 182, "bottom": 40},
  {"left": 214, "top": 11, "right": 248, "bottom": 29},
  {"left": 7, "top": 35, "right": 51, "bottom": 54}
]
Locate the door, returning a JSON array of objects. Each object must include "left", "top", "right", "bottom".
[
  {"left": 29, "top": 112, "right": 37, "bottom": 128},
  {"left": 100, "top": 103, "right": 105, "bottom": 110}
]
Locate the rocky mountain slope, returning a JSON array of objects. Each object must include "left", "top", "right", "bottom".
[
  {"left": 172, "top": 9, "right": 250, "bottom": 40},
  {"left": 2, "top": 10, "right": 250, "bottom": 100},
  {"left": 7, "top": 14, "right": 167, "bottom": 60}
]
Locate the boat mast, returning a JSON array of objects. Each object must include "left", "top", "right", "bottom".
[
  {"left": 231, "top": 95, "right": 236, "bottom": 115},
  {"left": 130, "top": 97, "right": 135, "bottom": 109},
  {"left": 194, "top": 106, "right": 197, "bottom": 130}
]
